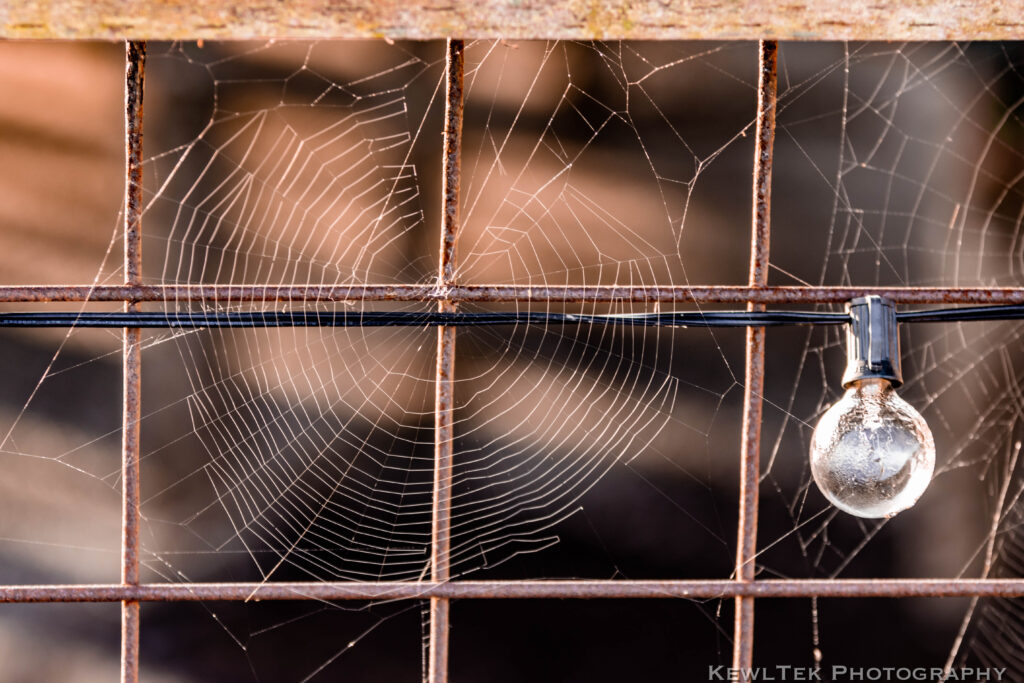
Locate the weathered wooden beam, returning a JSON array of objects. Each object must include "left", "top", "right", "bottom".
[{"left": 1, "top": 0, "right": 1021, "bottom": 41}]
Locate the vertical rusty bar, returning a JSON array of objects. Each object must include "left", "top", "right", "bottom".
[
  {"left": 733, "top": 39, "right": 777, "bottom": 672},
  {"left": 429, "top": 38, "right": 463, "bottom": 683},
  {"left": 122, "top": 39, "right": 145, "bottom": 683}
]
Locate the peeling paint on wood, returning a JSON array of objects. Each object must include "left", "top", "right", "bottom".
[{"left": 1, "top": 0, "right": 1022, "bottom": 40}]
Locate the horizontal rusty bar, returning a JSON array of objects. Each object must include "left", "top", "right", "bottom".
[
  {"left": 5, "top": 285, "right": 1024, "bottom": 305},
  {"left": 1, "top": 580, "right": 1024, "bottom": 602},
  {"left": 1, "top": 0, "right": 1021, "bottom": 40}
]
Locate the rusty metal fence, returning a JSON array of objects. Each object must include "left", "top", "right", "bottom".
[{"left": 4, "top": 37, "right": 1024, "bottom": 683}]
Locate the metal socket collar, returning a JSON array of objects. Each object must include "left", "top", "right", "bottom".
[{"left": 841, "top": 296, "right": 902, "bottom": 388}]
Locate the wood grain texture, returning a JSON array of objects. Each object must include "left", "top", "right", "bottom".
[{"left": 1, "top": 0, "right": 1022, "bottom": 40}]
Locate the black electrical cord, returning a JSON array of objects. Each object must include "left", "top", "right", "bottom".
[
  {"left": 0, "top": 310, "right": 850, "bottom": 328},
  {"left": 894, "top": 304, "right": 1024, "bottom": 323},
  {"left": 0, "top": 304, "right": 1023, "bottom": 329}
]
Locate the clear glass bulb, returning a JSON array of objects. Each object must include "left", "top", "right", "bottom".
[{"left": 810, "top": 378, "right": 935, "bottom": 518}]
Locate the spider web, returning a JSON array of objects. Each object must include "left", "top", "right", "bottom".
[{"left": 0, "top": 38, "right": 1023, "bottom": 681}]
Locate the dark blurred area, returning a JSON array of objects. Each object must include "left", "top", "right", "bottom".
[{"left": 0, "top": 39, "right": 1021, "bottom": 682}]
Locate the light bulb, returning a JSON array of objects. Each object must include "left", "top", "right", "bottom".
[
  {"left": 809, "top": 296, "right": 935, "bottom": 518},
  {"left": 810, "top": 378, "right": 935, "bottom": 518}
]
